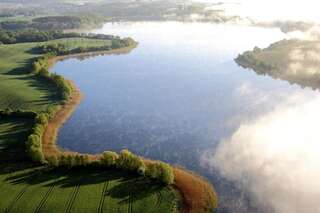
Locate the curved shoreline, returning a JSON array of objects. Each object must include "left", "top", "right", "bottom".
[{"left": 42, "top": 45, "right": 218, "bottom": 213}]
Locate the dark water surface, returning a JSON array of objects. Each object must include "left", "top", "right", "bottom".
[{"left": 53, "top": 22, "right": 320, "bottom": 212}]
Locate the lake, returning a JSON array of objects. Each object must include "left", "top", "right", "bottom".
[{"left": 52, "top": 22, "right": 320, "bottom": 213}]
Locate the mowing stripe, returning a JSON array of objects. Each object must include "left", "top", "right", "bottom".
[
  {"left": 3, "top": 185, "right": 29, "bottom": 213},
  {"left": 33, "top": 185, "right": 55, "bottom": 213},
  {"left": 64, "top": 184, "right": 81, "bottom": 213},
  {"left": 0, "top": 175, "right": 6, "bottom": 190},
  {"left": 143, "top": 192, "right": 162, "bottom": 213},
  {"left": 97, "top": 181, "right": 109, "bottom": 213},
  {"left": 155, "top": 191, "right": 162, "bottom": 208},
  {"left": 127, "top": 194, "right": 133, "bottom": 213}
]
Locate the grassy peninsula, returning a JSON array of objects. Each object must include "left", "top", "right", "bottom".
[{"left": 0, "top": 31, "right": 217, "bottom": 212}]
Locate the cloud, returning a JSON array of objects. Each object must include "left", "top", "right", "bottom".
[{"left": 202, "top": 92, "right": 320, "bottom": 213}]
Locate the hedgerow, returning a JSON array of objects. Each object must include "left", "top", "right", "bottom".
[
  {"left": 145, "top": 161, "right": 174, "bottom": 185},
  {"left": 31, "top": 56, "right": 72, "bottom": 100}
]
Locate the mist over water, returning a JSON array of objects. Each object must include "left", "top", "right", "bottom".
[
  {"left": 203, "top": 91, "right": 320, "bottom": 213},
  {"left": 52, "top": 22, "right": 320, "bottom": 212},
  {"left": 197, "top": 0, "right": 320, "bottom": 23}
]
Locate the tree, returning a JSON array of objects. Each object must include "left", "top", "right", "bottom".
[
  {"left": 36, "top": 113, "right": 49, "bottom": 125},
  {"left": 80, "top": 154, "right": 91, "bottom": 166},
  {"left": 101, "top": 151, "right": 119, "bottom": 167},
  {"left": 116, "top": 149, "right": 146, "bottom": 173},
  {"left": 158, "top": 162, "right": 174, "bottom": 185},
  {"left": 47, "top": 156, "right": 59, "bottom": 167},
  {"left": 145, "top": 162, "right": 174, "bottom": 185}
]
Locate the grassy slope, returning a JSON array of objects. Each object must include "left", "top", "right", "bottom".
[
  {"left": 0, "top": 119, "right": 177, "bottom": 213},
  {"left": 0, "top": 43, "right": 56, "bottom": 111},
  {"left": 0, "top": 39, "right": 178, "bottom": 212},
  {"left": 0, "top": 38, "right": 112, "bottom": 111}
]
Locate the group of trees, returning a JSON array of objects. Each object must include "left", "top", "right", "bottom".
[
  {"left": 26, "top": 124, "right": 45, "bottom": 163},
  {"left": 46, "top": 149, "right": 174, "bottom": 185},
  {"left": 0, "top": 16, "right": 105, "bottom": 31},
  {"left": 37, "top": 43, "right": 113, "bottom": 56},
  {"left": 32, "top": 56, "right": 72, "bottom": 100},
  {"left": 35, "top": 37, "right": 136, "bottom": 56},
  {"left": 26, "top": 113, "right": 51, "bottom": 163},
  {"left": 46, "top": 154, "right": 91, "bottom": 168},
  {"left": 0, "top": 109, "right": 57, "bottom": 164},
  {"left": 0, "top": 28, "right": 135, "bottom": 46},
  {"left": 0, "top": 29, "right": 80, "bottom": 44}
]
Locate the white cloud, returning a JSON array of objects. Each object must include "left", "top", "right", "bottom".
[{"left": 202, "top": 91, "right": 320, "bottom": 213}]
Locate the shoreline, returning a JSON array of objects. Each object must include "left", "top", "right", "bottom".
[
  {"left": 42, "top": 45, "right": 217, "bottom": 213},
  {"left": 42, "top": 44, "right": 138, "bottom": 157}
]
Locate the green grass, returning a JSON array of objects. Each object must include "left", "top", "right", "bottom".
[
  {"left": 0, "top": 43, "right": 56, "bottom": 112},
  {"left": 0, "top": 39, "right": 179, "bottom": 213},
  {"left": 0, "top": 167, "right": 177, "bottom": 213},
  {"left": 0, "top": 38, "right": 112, "bottom": 112}
]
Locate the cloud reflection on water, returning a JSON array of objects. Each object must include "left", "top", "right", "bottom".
[{"left": 203, "top": 88, "right": 320, "bottom": 213}]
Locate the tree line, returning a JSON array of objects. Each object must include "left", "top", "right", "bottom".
[
  {"left": 1, "top": 109, "right": 174, "bottom": 185},
  {"left": 0, "top": 15, "right": 105, "bottom": 31},
  {"left": 47, "top": 150, "right": 174, "bottom": 185},
  {"left": 0, "top": 29, "right": 123, "bottom": 45},
  {"left": 32, "top": 56, "right": 72, "bottom": 100},
  {"left": 35, "top": 37, "right": 136, "bottom": 56}
]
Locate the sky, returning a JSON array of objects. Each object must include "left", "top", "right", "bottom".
[{"left": 195, "top": 0, "right": 320, "bottom": 22}]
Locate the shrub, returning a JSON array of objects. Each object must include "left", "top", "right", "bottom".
[
  {"left": 145, "top": 162, "right": 161, "bottom": 179},
  {"left": 101, "top": 151, "right": 119, "bottom": 167},
  {"left": 66, "top": 155, "right": 76, "bottom": 168},
  {"left": 36, "top": 113, "right": 49, "bottom": 125},
  {"left": 47, "top": 106, "right": 59, "bottom": 119},
  {"left": 146, "top": 162, "right": 174, "bottom": 185},
  {"left": 47, "top": 156, "right": 59, "bottom": 167},
  {"left": 158, "top": 162, "right": 174, "bottom": 185},
  {"left": 59, "top": 155, "right": 69, "bottom": 167},
  {"left": 74, "top": 155, "right": 82, "bottom": 166},
  {"left": 80, "top": 154, "right": 91, "bottom": 166},
  {"left": 32, "top": 57, "right": 49, "bottom": 74},
  {"left": 116, "top": 149, "right": 146, "bottom": 174},
  {"left": 26, "top": 134, "right": 45, "bottom": 163}
]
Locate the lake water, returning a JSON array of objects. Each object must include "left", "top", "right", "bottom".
[{"left": 53, "top": 22, "right": 320, "bottom": 213}]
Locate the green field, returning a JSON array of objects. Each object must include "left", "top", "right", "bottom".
[
  {"left": 0, "top": 39, "right": 179, "bottom": 213},
  {"left": 0, "top": 38, "right": 113, "bottom": 112}
]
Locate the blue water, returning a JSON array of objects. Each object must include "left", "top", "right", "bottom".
[{"left": 52, "top": 22, "right": 317, "bottom": 212}]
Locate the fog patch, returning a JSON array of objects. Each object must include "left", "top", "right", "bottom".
[{"left": 202, "top": 92, "right": 320, "bottom": 213}]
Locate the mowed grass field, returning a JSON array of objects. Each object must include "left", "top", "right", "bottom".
[
  {"left": 0, "top": 40, "right": 179, "bottom": 213},
  {"left": 0, "top": 38, "right": 112, "bottom": 112}
]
